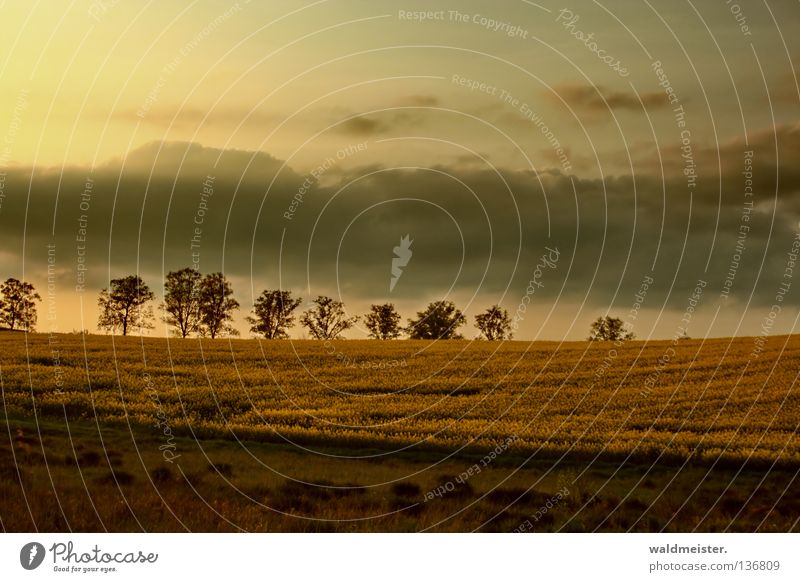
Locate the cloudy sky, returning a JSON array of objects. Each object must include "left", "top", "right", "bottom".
[{"left": 0, "top": 0, "right": 799, "bottom": 339}]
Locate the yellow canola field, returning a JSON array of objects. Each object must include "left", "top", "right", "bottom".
[{"left": 1, "top": 332, "right": 797, "bottom": 466}]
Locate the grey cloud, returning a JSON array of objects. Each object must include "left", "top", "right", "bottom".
[
  {"left": 553, "top": 84, "right": 670, "bottom": 112},
  {"left": 394, "top": 95, "right": 441, "bottom": 107},
  {"left": 1, "top": 128, "right": 799, "bottom": 340},
  {"left": 334, "top": 111, "right": 429, "bottom": 136},
  {"left": 336, "top": 116, "right": 390, "bottom": 136}
]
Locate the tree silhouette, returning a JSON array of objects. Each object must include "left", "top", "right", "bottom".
[
  {"left": 588, "top": 316, "right": 634, "bottom": 341},
  {"left": 300, "top": 295, "right": 358, "bottom": 340},
  {"left": 162, "top": 268, "right": 202, "bottom": 338},
  {"left": 198, "top": 272, "right": 239, "bottom": 339},
  {"left": 247, "top": 290, "right": 302, "bottom": 339},
  {"left": 97, "top": 275, "right": 155, "bottom": 336},
  {"left": 406, "top": 300, "right": 466, "bottom": 340},
  {"left": 365, "top": 303, "right": 402, "bottom": 339},
  {"left": 475, "top": 305, "right": 513, "bottom": 340},
  {"left": 0, "top": 278, "right": 41, "bottom": 331}
]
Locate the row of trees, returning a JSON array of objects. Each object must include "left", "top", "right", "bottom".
[
  {"left": 247, "top": 293, "right": 513, "bottom": 341},
  {"left": 0, "top": 271, "right": 637, "bottom": 341},
  {"left": 97, "top": 269, "right": 239, "bottom": 338},
  {"left": 96, "top": 271, "right": 513, "bottom": 340}
]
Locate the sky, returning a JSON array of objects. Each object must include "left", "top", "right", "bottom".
[{"left": 0, "top": 0, "right": 799, "bottom": 340}]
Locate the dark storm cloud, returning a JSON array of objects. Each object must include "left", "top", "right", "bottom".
[
  {"left": 1, "top": 126, "right": 798, "bottom": 318},
  {"left": 638, "top": 121, "right": 800, "bottom": 210}
]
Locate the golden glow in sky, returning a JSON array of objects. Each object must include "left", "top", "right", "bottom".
[{"left": 0, "top": 0, "right": 798, "bottom": 339}]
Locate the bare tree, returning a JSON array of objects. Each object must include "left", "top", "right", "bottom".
[
  {"left": 365, "top": 303, "right": 402, "bottom": 339},
  {"left": 198, "top": 272, "right": 239, "bottom": 339},
  {"left": 162, "top": 268, "right": 202, "bottom": 338},
  {"left": 97, "top": 275, "right": 155, "bottom": 336},
  {"left": 300, "top": 295, "right": 358, "bottom": 340},
  {"left": 0, "top": 278, "right": 41, "bottom": 331},
  {"left": 475, "top": 305, "right": 513, "bottom": 340},
  {"left": 247, "top": 290, "right": 302, "bottom": 339}
]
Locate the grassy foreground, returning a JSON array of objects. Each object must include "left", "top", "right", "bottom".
[{"left": 0, "top": 332, "right": 798, "bottom": 532}]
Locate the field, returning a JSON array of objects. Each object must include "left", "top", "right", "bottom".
[{"left": 1, "top": 331, "right": 798, "bottom": 532}]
